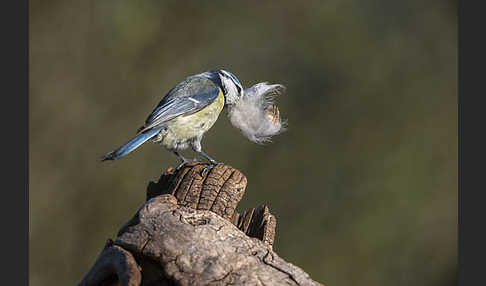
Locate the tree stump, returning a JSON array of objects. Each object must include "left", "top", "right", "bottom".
[{"left": 79, "top": 162, "right": 323, "bottom": 286}]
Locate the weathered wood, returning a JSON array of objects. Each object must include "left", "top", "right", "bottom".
[
  {"left": 146, "top": 162, "right": 277, "bottom": 247},
  {"left": 147, "top": 162, "right": 247, "bottom": 221},
  {"left": 234, "top": 205, "right": 277, "bottom": 248},
  {"left": 80, "top": 163, "right": 323, "bottom": 286},
  {"left": 79, "top": 239, "right": 141, "bottom": 286}
]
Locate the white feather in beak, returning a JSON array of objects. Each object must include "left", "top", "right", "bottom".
[{"left": 228, "top": 82, "right": 287, "bottom": 144}]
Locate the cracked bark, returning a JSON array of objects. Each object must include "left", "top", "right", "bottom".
[{"left": 79, "top": 162, "right": 323, "bottom": 286}]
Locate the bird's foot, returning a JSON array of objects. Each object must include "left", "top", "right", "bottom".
[
  {"left": 208, "top": 159, "right": 224, "bottom": 166},
  {"left": 200, "top": 160, "right": 224, "bottom": 176},
  {"left": 176, "top": 158, "right": 201, "bottom": 170},
  {"left": 198, "top": 151, "right": 223, "bottom": 167}
]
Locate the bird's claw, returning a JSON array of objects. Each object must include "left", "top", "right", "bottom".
[
  {"left": 175, "top": 162, "right": 187, "bottom": 171},
  {"left": 209, "top": 160, "right": 224, "bottom": 166},
  {"left": 176, "top": 158, "right": 200, "bottom": 170},
  {"left": 200, "top": 161, "right": 224, "bottom": 176}
]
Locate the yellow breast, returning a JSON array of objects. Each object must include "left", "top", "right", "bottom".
[{"left": 160, "top": 89, "right": 225, "bottom": 149}]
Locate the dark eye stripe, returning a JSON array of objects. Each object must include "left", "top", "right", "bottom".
[
  {"left": 228, "top": 73, "right": 241, "bottom": 87},
  {"left": 220, "top": 70, "right": 242, "bottom": 90},
  {"left": 226, "top": 74, "right": 241, "bottom": 93}
]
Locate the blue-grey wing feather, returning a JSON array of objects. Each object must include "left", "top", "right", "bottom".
[{"left": 138, "top": 76, "right": 221, "bottom": 133}]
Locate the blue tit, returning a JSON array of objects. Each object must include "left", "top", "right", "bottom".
[{"left": 101, "top": 69, "right": 244, "bottom": 169}]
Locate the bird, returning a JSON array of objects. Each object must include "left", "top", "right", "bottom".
[{"left": 101, "top": 69, "right": 244, "bottom": 169}]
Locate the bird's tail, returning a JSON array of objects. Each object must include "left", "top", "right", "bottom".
[{"left": 101, "top": 127, "right": 162, "bottom": 161}]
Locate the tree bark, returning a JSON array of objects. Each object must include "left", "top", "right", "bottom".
[{"left": 79, "top": 162, "right": 323, "bottom": 286}]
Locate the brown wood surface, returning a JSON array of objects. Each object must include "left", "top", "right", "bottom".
[{"left": 79, "top": 163, "right": 323, "bottom": 286}]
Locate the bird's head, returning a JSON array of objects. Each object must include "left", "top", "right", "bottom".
[{"left": 217, "top": 69, "right": 244, "bottom": 106}]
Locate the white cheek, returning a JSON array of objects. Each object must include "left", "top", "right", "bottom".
[{"left": 228, "top": 88, "right": 240, "bottom": 104}]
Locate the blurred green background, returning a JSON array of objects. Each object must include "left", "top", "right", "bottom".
[{"left": 30, "top": 0, "right": 457, "bottom": 285}]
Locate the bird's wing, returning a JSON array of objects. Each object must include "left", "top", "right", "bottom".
[{"left": 138, "top": 76, "right": 222, "bottom": 133}]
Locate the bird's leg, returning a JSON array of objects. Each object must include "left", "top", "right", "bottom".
[
  {"left": 198, "top": 150, "right": 223, "bottom": 166},
  {"left": 191, "top": 140, "right": 223, "bottom": 171},
  {"left": 196, "top": 150, "right": 224, "bottom": 176},
  {"left": 173, "top": 151, "right": 197, "bottom": 170}
]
